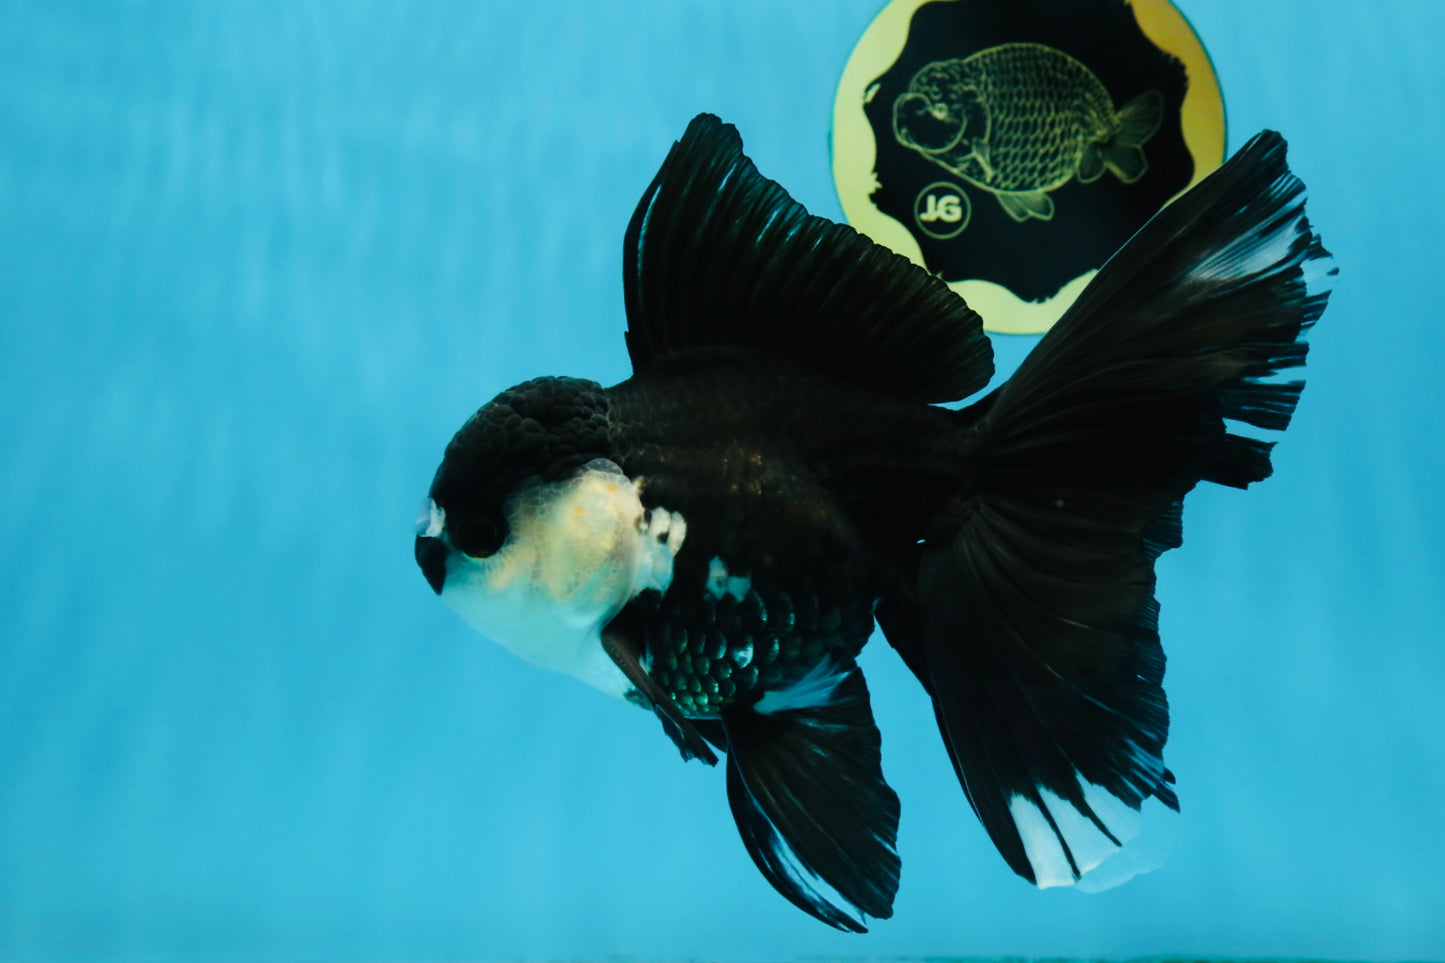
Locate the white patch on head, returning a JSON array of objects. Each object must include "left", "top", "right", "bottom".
[
  {"left": 1007, "top": 770, "right": 1177, "bottom": 891},
  {"left": 754, "top": 658, "right": 851, "bottom": 715},
  {"left": 437, "top": 459, "right": 686, "bottom": 701},
  {"left": 705, "top": 556, "right": 751, "bottom": 602}
]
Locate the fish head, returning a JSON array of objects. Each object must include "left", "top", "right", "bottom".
[
  {"left": 893, "top": 75, "right": 987, "bottom": 159},
  {"left": 416, "top": 377, "right": 657, "bottom": 697},
  {"left": 416, "top": 375, "right": 615, "bottom": 595}
]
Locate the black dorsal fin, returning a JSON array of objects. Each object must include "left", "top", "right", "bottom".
[{"left": 623, "top": 114, "right": 994, "bottom": 404}]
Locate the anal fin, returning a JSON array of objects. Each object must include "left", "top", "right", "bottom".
[
  {"left": 1078, "top": 143, "right": 1106, "bottom": 184},
  {"left": 720, "top": 667, "right": 900, "bottom": 932}
]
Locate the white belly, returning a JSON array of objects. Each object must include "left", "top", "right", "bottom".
[{"left": 440, "top": 460, "right": 685, "bottom": 700}]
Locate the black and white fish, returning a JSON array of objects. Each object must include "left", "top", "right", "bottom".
[{"left": 414, "top": 113, "right": 1333, "bottom": 931}]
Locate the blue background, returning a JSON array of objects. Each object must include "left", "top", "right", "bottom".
[{"left": 2, "top": 1, "right": 1442, "bottom": 960}]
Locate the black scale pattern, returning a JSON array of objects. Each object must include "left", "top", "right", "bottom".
[
  {"left": 606, "top": 361, "right": 908, "bottom": 717},
  {"left": 627, "top": 575, "right": 876, "bottom": 716}
]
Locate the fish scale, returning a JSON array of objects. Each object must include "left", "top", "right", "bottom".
[
  {"left": 629, "top": 571, "right": 872, "bottom": 716},
  {"left": 603, "top": 355, "right": 950, "bottom": 717}
]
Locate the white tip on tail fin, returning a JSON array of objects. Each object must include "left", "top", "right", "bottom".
[{"left": 1008, "top": 773, "right": 1178, "bottom": 892}]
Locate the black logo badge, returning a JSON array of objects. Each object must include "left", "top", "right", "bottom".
[{"left": 834, "top": 0, "right": 1224, "bottom": 333}]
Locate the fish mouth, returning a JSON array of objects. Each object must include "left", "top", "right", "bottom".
[
  {"left": 415, "top": 534, "right": 449, "bottom": 595},
  {"left": 893, "top": 92, "right": 965, "bottom": 154}
]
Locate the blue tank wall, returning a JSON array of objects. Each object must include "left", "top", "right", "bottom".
[{"left": 1, "top": 1, "right": 1441, "bottom": 960}]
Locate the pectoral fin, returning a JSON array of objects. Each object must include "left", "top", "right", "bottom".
[
  {"left": 997, "top": 191, "right": 1055, "bottom": 222},
  {"left": 720, "top": 667, "right": 900, "bottom": 932},
  {"left": 601, "top": 626, "right": 717, "bottom": 766}
]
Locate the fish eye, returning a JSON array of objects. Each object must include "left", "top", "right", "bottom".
[
  {"left": 452, "top": 513, "right": 508, "bottom": 559},
  {"left": 895, "top": 92, "right": 963, "bottom": 152}
]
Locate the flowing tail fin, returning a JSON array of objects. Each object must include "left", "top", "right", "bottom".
[
  {"left": 1082, "top": 89, "right": 1164, "bottom": 184},
  {"left": 880, "top": 131, "right": 1335, "bottom": 890}
]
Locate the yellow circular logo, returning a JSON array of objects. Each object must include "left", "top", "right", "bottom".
[
  {"left": 913, "top": 181, "right": 972, "bottom": 239},
  {"left": 833, "top": 0, "right": 1225, "bottom": 334}
]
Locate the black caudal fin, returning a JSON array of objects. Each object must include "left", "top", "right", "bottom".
[
  {"left": 1101, "top": 89, "right": 1165, "bottom": 184},
  {"left": 897, "top": 132, "right": 1333, "bottom": 888},
  {"left": 623, "top": 113, "right": 993, "bottom": 404},
  {"left": 720, "top": 666, "right": 900, "bottom": 932}
]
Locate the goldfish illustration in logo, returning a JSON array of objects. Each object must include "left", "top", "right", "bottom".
[{"left": 893, "top": 43, "right": 1164, "bottom": 222}]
